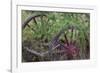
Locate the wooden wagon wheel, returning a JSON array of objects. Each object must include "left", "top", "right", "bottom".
[
  {"left": 48, "top": 24, "right": 81, "bottom": 60},
  {"left": 22, "top": 14, "right": 51, "bottom": 61},
  {"left": 22, "top": 15, "right": 47, "bottom": 29}
]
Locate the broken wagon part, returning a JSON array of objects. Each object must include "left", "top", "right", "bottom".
[{"left": 24, "top": 44, "right": 60, "bottom": 57}]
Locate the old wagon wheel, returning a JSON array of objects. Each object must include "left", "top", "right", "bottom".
[
  {"left": 22, "top": 14, "right": 51, "bottom": 61},
  {"left": 22, "top": 15, "right": 47, "bottom": 29},
  {"left": 48, "top": 24, "right": 81, "bottom": 60}
]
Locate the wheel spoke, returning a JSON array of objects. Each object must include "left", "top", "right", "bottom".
[
  {"left": 33, "top": 18, "right": 37, "bottom": 25},
  {"left": 64, "top": 32, "right": 69, "bottom": 46}
]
